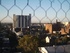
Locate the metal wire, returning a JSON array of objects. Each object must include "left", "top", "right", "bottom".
[{"left": 0, "top": 0, "right": 70, "bottom": 23}]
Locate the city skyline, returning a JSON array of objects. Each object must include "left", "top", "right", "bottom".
[{"left": 0, "top": 0, "right": 70, "bottom": 23}]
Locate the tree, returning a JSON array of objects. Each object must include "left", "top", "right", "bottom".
[
  {"left": 9, "top": 31, "right": 18, "bottom": 47},
  {"left": 0, "top": 23, "right": 18, "bottom": 52},
  {"left": 1, "top": 28, "right": 18, "bottom": 47},
  {"left": 15, "top": 28, "right": 21, "bottom": 32},
  {"left": 18, "top": 35, "right": 39, "bottom": 53}
]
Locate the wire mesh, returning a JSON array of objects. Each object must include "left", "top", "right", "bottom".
[{"left": 0, "top": 0, "right": 70, "bottom": 23}]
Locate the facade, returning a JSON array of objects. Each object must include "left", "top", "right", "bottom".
[
  {"left": 44, "top": 23, "right": 52, "bottom": 34},
  {"left": 60, "top": 22, "right": 70, "bottom": 34},
  {"left": 44, "top": 22, "right": 70, "bottom": 35},
  {"left": 13, "top": 14, "right": 31, "bottom": 31}
]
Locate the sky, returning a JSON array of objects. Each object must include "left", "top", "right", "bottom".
[{"left": 0, "top": 0, "right": 70, "bottom": 23}]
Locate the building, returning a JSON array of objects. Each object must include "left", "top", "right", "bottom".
[
  {"left": 13, "top": 14, "right": 31, "bottom": 31},
  {"left": 60, "top": 22, "right": 70, "bottom": 34},
  {"left": 44, "top": 22, "right": 70, "bottom": 35},
  {"left": 44, "top": 23, "right": 52, "bottom": 34}
]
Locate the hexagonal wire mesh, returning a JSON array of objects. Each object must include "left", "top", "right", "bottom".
[
  {"left": 0, "top": 0, "right": 70, "bottom": 52},
  {"left": 0, "top": 0, "right": 70, "bottom": 23}
]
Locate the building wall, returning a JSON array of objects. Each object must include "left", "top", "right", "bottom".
[
  {"left": 65, "top": 23, "right": 70, "bottom": 33},
  {"left": 44, "top": 23, "right": 52, "bottom": 34},
  {"left": 13, "top": 14, "right": 31, "bottom": 31},
  {"left": 60, "top": 28, "right": 66, "bottom": 34},
  {"left": 44, "top": 23, "right": 70, "bottom": 34}
]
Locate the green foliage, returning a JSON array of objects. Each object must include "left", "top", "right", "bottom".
[
  {"left": 0, "top": 23, "right": 18, "bottom": 47},
  {"left": 55, "top": 35, "right": 68, "bottom": 45},
  {"left": 18, "top": 35, "right": 39, "bottom": 53},
  {"left": 9, "top": 31, "right": 18, "bottom": 47},
  {"left": 62, "top": 36, "right": 67, "bottom": 44}
]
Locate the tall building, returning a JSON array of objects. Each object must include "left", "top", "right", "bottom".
[{"left": 13, "top": 14, "right": 31, "bottom": 31}]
